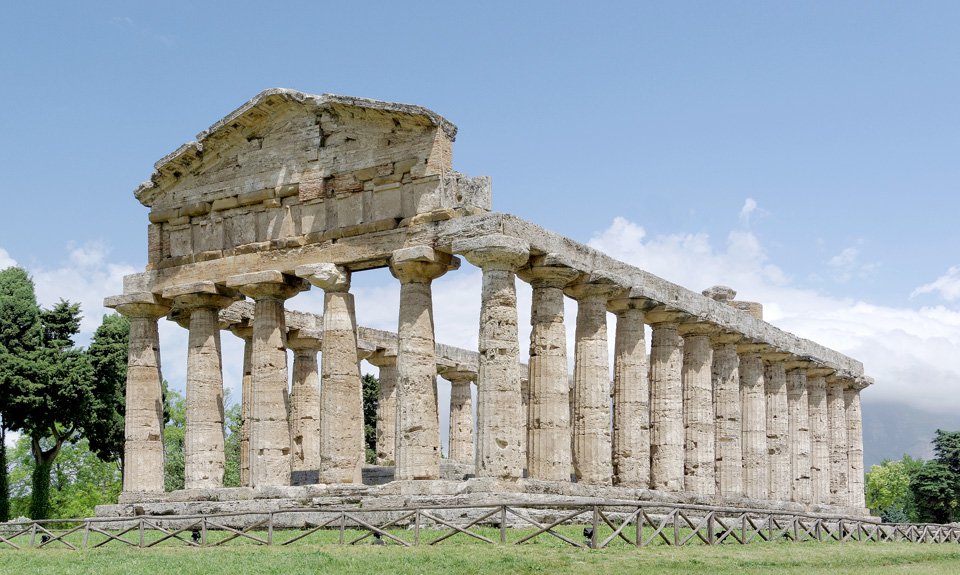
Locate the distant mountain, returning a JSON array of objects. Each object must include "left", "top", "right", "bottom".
[{"left": 862, "top": 398, "right": 960, "bottom": 469}]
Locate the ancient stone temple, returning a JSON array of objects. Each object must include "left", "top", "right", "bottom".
[{"left": 102, "top": 89, "right": 871, "bottom": 517}]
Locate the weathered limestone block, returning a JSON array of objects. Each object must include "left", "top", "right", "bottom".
[
  {"left": 738, "top": 344, "right": 768, "bottom": 501},
  {"left": 608, "top": 298, "right": 650, "bottom": 488},
  {"left": 368, "top": 351, "right": 398, "bottom": 466},
  {"left": 845, "top": 380, "right": 867, "bottom": 509},
  {"left": 679, "top": 322, "right": 716, "bottom": 496},
  {"left": 712, "top": 332, "right": 743, "bottom": 497},
  {"left": 227, "top": 271, "right": 309, "bottom": 487},
  {"left": 453, "top": 234, "right": 530, "bottom": 480},
  {"left": 827, "top": 376, "right": 849, "bottom": 506},
  {"left": 163, "top": 283, "right": 241, "bottom": 489},
  {"left": 807, "top": 372, "right": 830, "bottom": 504},
  {"left": 565, "top": 274, "right": 624, "bottom": 485},
  {"left": 647, "top": 309, "right": 686, "bottom": 492},
  {"left": 295, "top": 264, "right": 364, "bottom": 484},
  {"left": 763, "top": 353, "right": 790, "bottom": 501},
  {"left": 227, "top": 322, "right": 254, "bottom": 487},
  {"left": 286, "top": 329, "right": 323, "bottom": 476},
  {"left": 441, "top": 369, "right": 476, "bottom": 465},
  {"left": 785, "top": 364, "right": 812, "bottom": 504},
  {"left": 518, "top": 257, "right": 579, "bottom": 482},
  {"left": 389, "top": 246, "right": 459, "bottom": 480},
  {"left": 107, "top": 294, "right": 170, "bottom": 493}
]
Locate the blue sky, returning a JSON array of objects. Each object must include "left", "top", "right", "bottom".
[{"left": 1, "top": 2, "right": 959, "bottom": 463}]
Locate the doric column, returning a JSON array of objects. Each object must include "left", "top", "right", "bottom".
[
  {"left": 565, "top": 274, "right": 623, "bottom": 486},
  {"left": 286, "top": 329, "right": 323, "bottom": 481},
  {"left": 827, "top": 375, "right": 849, "bottom": 506},
  {"left": 807, "top": 369, "right": 831, "bottom": 504},
  {"left": 608, "top": 298, "right": 650, "bottom": 488},
  {"left": 163, "top": 282, "right": 240, "bottom": 490},
  {"left": 738, "top": 343, "right": 768, "bottom": 500},
  {"left": 679, "top": 322, "right": 716, "bottom": 496},
  {"left": 388, "top": 246, "right": 459, "bottom": 480},
  {"left": 107, "top": 293, "right": 170, "bottom": 493},
  {"left": 712, "top": 332, "right": 743, "bottom": 497},
  {"left": 227, "top": 322, "right": 254, "bottom": 487},
  {"left": 227, "top": 271, "right": 308, "bottom": 488},
  {"left": 295, "top": 264, "right": 363, "bottom": 484},
  {"left": 785, "top": 363, "right": 812, "bottom": 504},
  {"left": 845, "top": 378, "right": 868, "bottom": 509},
  {"left": 454, "top": 234, "right": 530, "bottom": 480},
  {"left": 441, "top": 368, "right": 476, "bottom": 465},
  {"left": 367, "top": 351, "right": 398, "bottom": 466},
  {"left": 647, "top": 308, "right": 686, "bottom": 492},
  {"left": 763, "top": 352, "right": 791, "bottom": 502}
]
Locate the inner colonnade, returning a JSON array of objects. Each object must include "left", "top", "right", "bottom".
[{"left": 104, "top": 89, "right": 870, "bottom": 516}]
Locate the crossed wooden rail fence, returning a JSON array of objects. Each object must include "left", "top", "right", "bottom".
[{"left": 1, "top": 501, "right": 958, "bottom": 551}]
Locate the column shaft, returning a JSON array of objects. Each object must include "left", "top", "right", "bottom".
[
  {"left": 374, "top": 359, "right": 398, "bottom": 465},
  {"left": 289, "top": 345, "right": 321, "bottom": 476},
  {"left": 650, "top": 320, "right": 684, "bottom": 492},
  {"left": 239, "top": 335, "right": 252, "bottom": 487},
  {"left": 183, "top": 306, "right": 226, "bottom": 489},
  {"left": 827, "top": 380, "right": 849, "bottom": 506},
  {"left": 764, "top": 359, "right": 790, "bottom": 501},
  {"left": 845, "top": 384, "right": 866, "bottom": 508},
  {"left": 447, "top": 377, "right": 474, "bottom": 464},
  {"left": 713, "top": 338, "right": 743, "bottom": 496},
  {"left": 682, "top": 331, "right": 715, "bottom": 495},
  {"left": 786, "top": 368, "right": 812, "bottom": 504},
  {"left": 571, "top": 293, "right": 613, "bottom": 485},
  {"left": 808, "top": 375, "right": 830, "bottom": 504},
  {"left": 739, "top": 351, "right": 767, "bottom": 500},
  {"left": 611, "top": 305, "right": 649, "bottom": 487}
]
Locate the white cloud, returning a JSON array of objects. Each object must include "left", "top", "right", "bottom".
[
  {"left": 739, "top": 197, "right": 759, "bottom": 226},
  {"left": 0, "top": 247, "right": 16, "bottom": 268},
  {"left": 912, "top": 266, "right": 960, "bottom": 302},
  {"left": 589, "top": 217, "right": 960, "bottom": 414},
  {"left": 826, "top": 243, "right": 879, "bottom": 284}
]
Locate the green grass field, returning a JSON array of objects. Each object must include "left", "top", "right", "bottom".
[{"left": 1, "top": 525, "right": 959, "bottom": 575}]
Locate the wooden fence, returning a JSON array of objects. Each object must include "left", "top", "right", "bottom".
[{"left": 1, "top": 501, "right": 958, "bottom": 551}]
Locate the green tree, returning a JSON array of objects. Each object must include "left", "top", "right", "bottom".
[
  {"left": 84, "top": 314, "right": 129, "bottom": 469},
  {"left": 0, "top": 421, "right": 8, "bottom": 522},
  {"left": 865, "top": 456, "right": 921, "bottom": 522},
  {"left": 362, "top": 373, "right": 379, "bottom": 464},
  {"left": 223, "top": 397, "right": 241, "bottom": 488},
  {"left": 932, "top": 429, "right": 960, "bottom": 476},
  {"left": 910, "top": 460, "right": 959, "bottom": 524},
  {"left": 162, "top": 383, "right": 185, "bottom": 492}
]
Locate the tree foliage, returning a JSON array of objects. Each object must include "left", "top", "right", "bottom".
[
  {"left": 362, "top": 373, "right": 378, "bottom": 464},
  {"left": 865, "top": 456, "right": 921, "bottom": 523},
  {"left": 909, "top": 429, "right": 960, "bottom": 524},
  {"left": 84, "top": 314, "right": 129, "bottom": 467}
]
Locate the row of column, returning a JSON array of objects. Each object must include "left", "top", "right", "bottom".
[{"left": 115, "top": 237, "right": 866, "bottom": 511}]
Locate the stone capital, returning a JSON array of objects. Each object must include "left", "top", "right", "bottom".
[
  {"left": 607, "top": 296, "right": 654, "bottom": 314},
  {"left": 736, "top": 341, "right": 771, "bottom": 355},
  {"left": 286, "top": 328, "right": 323, "bottom": 352},
  {"left": 709, "top": 330, "right": 742, "bottom": 346},
  {"left": 517, "top": 254, "right": 581, "bottom": 288},
  {"left": 294, "top": 263, "right": 351, "bottom": 293},
  {"left": 107, "top": 292, "right": 171, "bottom": 319},
  {"left": 389, "top": 246, "right": 460, "bottom": 284},
  {"left": 563, "top": 272, "right": 626, "bottom": 301},
  {"left": 163, "top": 281, "right": 241, "bottom": 312},
  {"left": 357, "top": 341, "right": 377, "bottom": 361},
  {"left": 645, "top": 305, "right": 688, "bottom": 326},
  {"left": 761, "top": 351, "right": 792, "bottom": 364},
  {"left": 366, "top": 350, "right": 398, "bottom": 368},
  {"left": 228, "top": 324, "right": 254, "bottom": 340},
  {"left": 677, "top": 320, "right": 721, "bottom": 338},
  {"left": 807, "top": 366, "right": 835, "bottom": 378},
  {"left": 702, "top": 285, "right": 737, "bottom": 302},
  {"left": 784, "top": 358, "right": 815, "bottom": 372},
  {"left": 453, "top": 234, "right": 529, "bottom": 271},
  {"left": 439, "top": 367, "right": 477, "bottom": 384},
  {"left": 227, "top": 270, "right": 309, "bottom": 300}
]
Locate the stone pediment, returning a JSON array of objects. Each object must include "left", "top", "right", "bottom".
[{"left": 137, "top": 89, "right": 490, "bottom": 270}]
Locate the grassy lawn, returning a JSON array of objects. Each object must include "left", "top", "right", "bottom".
[{"left": 1, "top": 526, "right": 959, "bottom": 575}]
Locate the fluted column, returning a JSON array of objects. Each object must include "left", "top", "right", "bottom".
[
  {"left": 226, "top": 323, "right": 254, "bottom": 487},
  {"left": 807, "top": 370, "right": 830, "bottom": 504},
  {"left": 164, "top": 283, "right": 239, "bottom": 489},
  {"left": 827, "top": 376, "right": 849, "bottom": 506},
  {"left": 228, "top": 271, "right": 308, "bottom": 488},
  {"left": 608, "top": 298, "right": 649, "bottom": 488},
  {"left": 712, "top": 332, "right": 743, "bottom": 497},
  {"left": 565, "top": 274, "right": 623, "bottom": 486},
  {"left": 738, "top": 344, "right": 767, "bottom": 500},
  {"left": 368, "top": 351, "right": 398, "bottom": 466},
  {"left": 108, "top": 293, "right": 170, "bottom": 493},
  {"left": 389, "top": 246, "right": 458, "bottom": 480},
  {"left": 442, "top": 368, "right": 476, "bottom": 465},
  {"left": 295, "top": 264, "right": 364, "bottom": 484},
  {"left": 647, "top": 309, "right": 686, "bottom": 492},
  {"left": 679, "top": 322, "right": 716, "bottom": 496},
  {"left": 287, "top": 329, "right": 322, "bottom": 480},
  {"left": 763, "top": 353, "right": 790, "bottom": 501},
  {"left": 454, "top": 234, "right": 530, "bottom": 480},
  {"left": 845, "top": 379, "right": 868, "bottom": 509},
  {"left": 785, "top": 364, "right": 812, "bottom": 504}
]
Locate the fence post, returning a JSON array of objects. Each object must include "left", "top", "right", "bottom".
[
  {"left": 268, "top": 512, "right": 274, "bottom": 546},
  {"left": 415, "top": 509, "right": 421, "bottom": 546},
  {"left": 339, "top": 511, "right": 346, "bottom": 545},
  {"left": 201, "top": 517, "right": 207, "bottom": 546},
  {"left": 591, "top": 506, "right": 599, "bottom": 549},
  {"left": 707, "top": 512, "right": 715, "bottom": 546},
  {"left": 139, "top": 517, "right": 145, "bottom": 548},
  {"left": 635, "top": 507, "right": 643, "bottom": 548},
  {"left": 499, "top": 506, "right": 506, "bottom": 545},
  {"left": 82, "top": 521, "right": 90, "bottom": 549}
]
